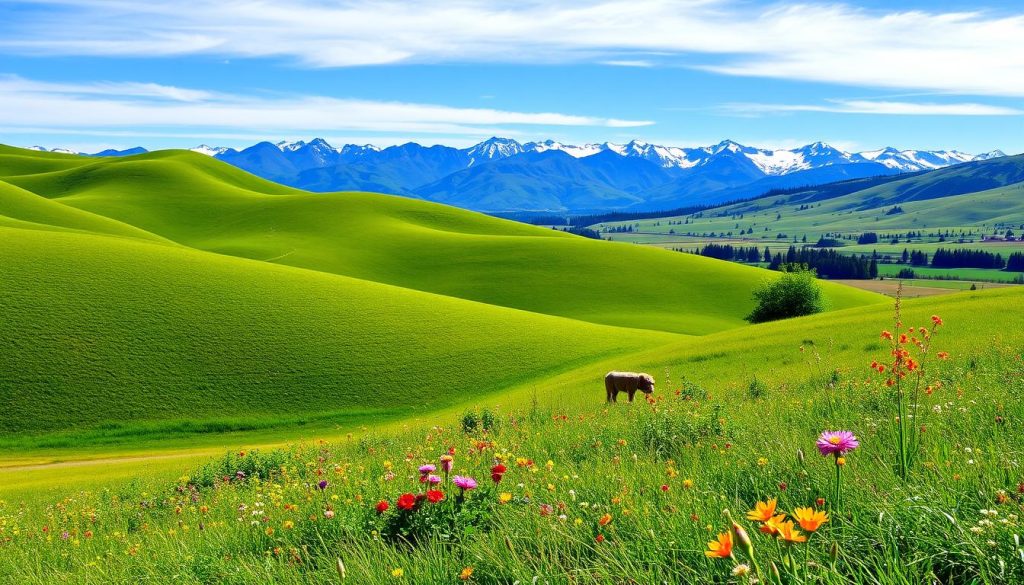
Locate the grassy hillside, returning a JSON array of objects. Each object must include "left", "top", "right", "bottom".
[
  {"left": 595, "top": 155, "right": 1024, "bottom": 263},
  {"left": 0, "top": 147, "right": 882, "bottom": 335},
  {"left": 3, "top": 285, "right": 1023, "bottom": 583},
  {"left": 0, "top": 226, "right": 681, "bottom": 436}
]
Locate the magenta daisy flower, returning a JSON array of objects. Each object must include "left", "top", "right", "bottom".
[
  {"left": 817, "top": 431, "right": 859, "bottom": 456},
  {"left": 418, "top": 464, "right": 436, "bottom": 475},
  {"left": 452, "top": 475, "right": 478, "bottom": 491}
]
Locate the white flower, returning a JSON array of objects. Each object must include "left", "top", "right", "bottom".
[{"left": 732, "top": 564, "right": 752, "bottom": 577}]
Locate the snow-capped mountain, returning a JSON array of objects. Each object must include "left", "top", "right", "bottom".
[
  {"left": 190, "top": 145, "right": 233, "bottom": 157},
  {"left": 465, "top": 137, "right": 524, "bottom": 166},
  {"left": 22, "top": 137, "right": 1009, "bottom": 213}
]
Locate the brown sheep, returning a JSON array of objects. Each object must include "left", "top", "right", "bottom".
[{"left": 604, "top": 371, "right": 655, "bottom": 403}]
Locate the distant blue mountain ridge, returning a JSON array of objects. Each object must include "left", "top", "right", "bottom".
[{"left": 26, "top": 138, "right": 1008, "bottom": 213}]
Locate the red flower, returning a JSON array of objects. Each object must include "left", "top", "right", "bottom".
[
  {"left": 931, "top": 315, "right": 943, "bottom": 326},
  {"left": 375, "top": 500, "right": 390, "bottom": 514},
  {"left": 397, "top": 493, "right": 416, "bottom": 511},
  {"left": 595, "top": 534, "right": 605, "bottom": 543},
  {"left": 881, "top": 330, "right": 894, "bottom": 341},
  {"left": 660, "top": 484, "right": 669, "bottom": 492},
  {"left": 491, "top": 464, "right": 507, "bottom": 475},
  {"left": 937, "top": 351, "right": 950, "bottom": 360},
  {"left": 815, "top": 497, "right": 825, "bottom": 507},
  {"left": 426, "top": 490, "right": 445, "bottom": 503},
  {"left": 491, "top": 473, "right": 504, "bottom": 484}
]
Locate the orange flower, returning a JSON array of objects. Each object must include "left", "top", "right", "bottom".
[
  {"left": 937, "top": 351, "right": 950, "bottom": 360},
  {"left": 705, "top": 531, "right": 733, "bottom": 558},
  {"left": 777, "top": 521, "right": 807, "bottom": 543},
  {"left": 759, "top": 514, "right": 787, "bottom": 536},
  {"left": 931, "top": 315, "right": 943, "bottom": 326},
  {"left": 793, "top": 507, "right": 829, "bottom": 532},
  {"left": 881, "top": 330, "right": 893, "bottom": 340},
  {"left": 598, "top": 513, "right": 613, "bottom": 526},
  {"left": 459, "top": 567, "right": 474, "bottom": 581},
  {"left": 746, "top": 498, "right": 778, "bottom": 522}
]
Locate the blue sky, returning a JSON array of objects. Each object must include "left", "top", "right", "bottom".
[{"left": 0, "top": 0, "right": 1022, "bottom": 154}]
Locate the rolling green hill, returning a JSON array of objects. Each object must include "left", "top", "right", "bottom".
[
  {"left": 0, "top": 144, "right": 890, "bottom": 441},
  {"left": 0, "top": 147, "right": 882, "bottom": 336},
  {"left": 0, "top": 226, "right": 681, "bottom": 435},
  {"left": 595, "top": 154, "right": 1024, "bottom": 248}
]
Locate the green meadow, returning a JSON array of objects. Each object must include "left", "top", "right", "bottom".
[{"left": 2, "top": 146, "right": 1024, "bottom": 583}]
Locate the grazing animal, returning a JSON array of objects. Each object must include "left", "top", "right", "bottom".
[{"left": 604, "top": 371, "right": 655, "bottom": 403}]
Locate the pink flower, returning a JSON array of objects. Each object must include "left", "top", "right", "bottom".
[
  {"left": 427, "top": 474, "right": 441, "bottom": 484},
  {"left": 816, "top": 431, "right": 859, "bottom": 457},
  {"left": 418, "top": 464, "right": 436, "bottom": 475},
  {"left": 452, "top": 475, "right": 477, "bottom": 491},
  {"left": 439, "top": 455, "right": 454, "bottom": 473}
]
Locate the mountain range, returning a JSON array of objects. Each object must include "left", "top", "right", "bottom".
[{"left": 26, "top": 138, "right": 1008, "bottom": 213}]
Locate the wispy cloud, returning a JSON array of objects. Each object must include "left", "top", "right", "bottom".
[
  {"left": 0, "top": 75, "right": 653, "bottom": 137},
  {"left": 720, "top": 99, "right": 1024, "bottom": 116},
  {"left": 2, "top": 1, "right": 1024, "bottom": 96}
]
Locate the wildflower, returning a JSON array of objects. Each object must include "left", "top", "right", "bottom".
[
  {"left": 777, "top": 521, "right": 807, "bottom": 543},
  {"left": 759, "top": 514, "right": 786, "bottom": 536},
  {"left": 426, "top": 490, "right": 445, "bottom": 504},
  {"left": 746, "top": 498, "right": 778, "bottom": 522},
  {"left": 397, "top": 494, "right": 416, "bottom": 511},
  {"left": 452, "top": 475, "right": 478, "bottom": 492},
  {"left": 439, "top": 455, "right": 454, "bottom": 473},
  {"left": 937, "top": 351, "right": 950, "bottom": 360},
  {"left": 491, "top": 463, "right": 507, "bottom": 484},
  {"left": 660, "top": 484, "right": 669, "bottom": 492},
  {"left": 324, "top": 510, "right": 335, "bottom": 519},
  {"left": 757, "top": 458, "right": 768, "bottom": 467},
  {"left": 815, "top": 497, "right": 825, "bottom": 508},
  {"left": 539, "top": 504, "right": 553, "bottom": 516},
  {"left": 682, "top": 479, "right": 694, "bottom": 489},
  {"left": 499, "top": 492, "right": 513, "bottom": 504},
  {"left": 375, "top": 500, "right": 390, "bottom": 514},
  {"left": 83, "top": 530, "right": 93, "bottom": 539},
  {"left": 705, "top": 531, "right": 733, "bottom": 558},
  {"left": 598, "top": 513, "right": 613, "bottom": 526},
  {"left": 391, "top": 568, "right": 404, "bottom": 578},
  {"left": 816, "top": 431, "right": 859, "bottom": 456},
  {"left": 931, "top": 315, "right": 943, "bottom": 326},
  {"left": 595, "top": 534, "right": 605, "bottom": 543},
  {"left": 265, "top": 527, "right": 275, "bottom": 536},
  {"left": 881, "top": 330, "right": 894, "bottom": 340},
  {"left": 418, "top": 464, "right": 436, "bottom": 475},
  {"left": 317, "top": 480, "right": 329, "bottom": 490},
  {"left": 283, "top": 520, "right": 294, "bottom": 530},
  {"left": 732, "top": 564, "right": 751, "bottom": 577},
  {"left": 793, "top": 507, "right": 829, "bottom": 532},
  {"left": 427, "top": 475, "right": 441, "bottom": 484},
  {"left": 459, "top": 567, "right": 474, "bottom": 581}
]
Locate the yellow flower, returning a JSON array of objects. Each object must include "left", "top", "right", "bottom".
[
  {"left": 836, "top": 457, "right": 847, "bottom": 466},
  {"left": 499, "top": 493, "right": 513, "bottom": 504},
  {"left": 265, "top": 527, "right": 275, "bottom": 536},
  {"left": 758, "top": 514, "right": 787, "bottom": 536},
  {"left": 391, "top": 568, "right": 404, "bottom": 578},
  {"left": 283, "top": 520, "right": 294, "bottom": 530},
  {"left": 746, "top": 498, "right": 777, "bottom": 522},
  {"left": 704, "top": 531, "right": 733, "bottom": 558},
  {"left": 757, "top": 458, "right": 768, "bottom": 467},
  {"left": 459, "top": 566, "right": 474, "bottom": 581},
  {"left": 777, "top": 521, "right": 807, "bottom": 543},
  {"left": 682, "top": 479, "right": 694, "bottom": 489},
  {"left": 793, "top": 507, "right": 829, "bottom": 532}
]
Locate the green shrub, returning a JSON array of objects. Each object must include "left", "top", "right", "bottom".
[
  {"left": 460, "top": 410, "right": 479, "bottom": 434},
  {"left": 747, "top": 376, "right": 768, "bottom": 400},
  {"left": 746, "top": 269, "right": 824, "bottom": 323}
]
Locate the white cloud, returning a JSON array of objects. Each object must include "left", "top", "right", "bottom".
[
  {"left": 0, "top": 75, "right": 652, "bottom": 137},
  {"left": 3, "top": 1, "right": 1024, "bottom": 95},
  {"left": 720, "top": 99, "right": 1024, "bottom": 116}
]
